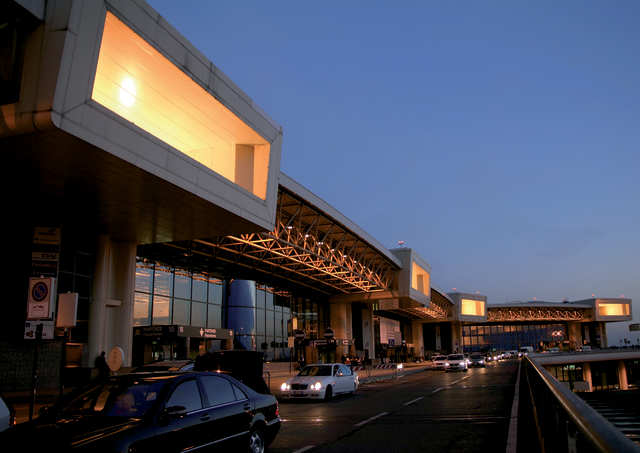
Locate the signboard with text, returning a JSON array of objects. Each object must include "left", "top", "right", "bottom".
[{"left": 27, "top": 277, "right": 55, "bottom": 320}]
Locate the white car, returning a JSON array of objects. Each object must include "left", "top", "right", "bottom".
[
  {"left": 445, "top": 354, "right": 468, "bottom": 372},
  {"left": 432, "top": 355, "right": 448, "bottom": 370},
  {"left": 280, "top": 363, "right": 358, "bottom": 400}
]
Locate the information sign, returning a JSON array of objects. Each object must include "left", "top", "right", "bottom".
[{"left": 27, "top": 277, "right": 55, "bottom": 320}]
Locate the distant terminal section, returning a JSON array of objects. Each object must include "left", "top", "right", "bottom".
[{"left": 630, "top": 324, "right": 640, "bottom": 332}]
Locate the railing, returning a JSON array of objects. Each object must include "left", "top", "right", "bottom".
[{"left": 518, "top": 356, "right": 639, "bottom": 453}]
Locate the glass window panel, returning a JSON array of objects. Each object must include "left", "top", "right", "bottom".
[
  {"left": 153, "top": 265, "right": 173, "bottom": 296},
  {"left": 152, "top": 295, "right": 171, "bottom": 325},
  {"left": 256, "top": 288, "right": 265, "bottom": 309},
  {"left": 173, "top": 299, "right": 190, "bottom": 325},
  {"left": 191, "top": 301, "right": 206, "bottom": 328},
  {"left": 209, "top": 281, "right": 223, "bottom": 304},
  {"left": 266, "top": 309, "right": 275, "bottom": 340},
  {"left": 266, "top": 292, "right": 274, "bottom": 311},
  {"left": 135, "top": 262, "right": 153, "bottom": 293},
  {"left": 207, "top": 303, "right": 222, "bottom": 328},
  {"left": 192, "top": 274, "right": 207, "bottom": 302},
  {"left": 133, "top": 292, "right": 151, "bottom": 326},
  {"left": 256, "top": 307, "right": 265, "bottom": 336},
  {"left": 275, "top": 311, "right": 284, "bottom": 338},
  {"left": 167, "top": 380, "right": 202, "bottom": 412},
  {"left": 174, "top": 270, "right": 191, "bottom": 300},
  {"left": 200, "top": 376, "right": 237, "bottom": 406}
]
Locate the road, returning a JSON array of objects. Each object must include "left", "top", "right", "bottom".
[{"left": 269, "top": 360, "right": 519, "bottom": 453}]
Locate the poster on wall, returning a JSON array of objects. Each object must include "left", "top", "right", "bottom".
[{"left": 379, "top": 317, "right": 401, "bottom": 345}]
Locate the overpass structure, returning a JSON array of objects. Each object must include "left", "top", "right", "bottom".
[{"left": 0, "top": 0, "right": 632, "bottom": 390}]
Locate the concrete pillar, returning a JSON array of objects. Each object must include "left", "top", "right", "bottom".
[
  {"left": 435, "top": 325, "right": 442, "bottom": 351},
  {"left": 583, "top": 362, "right": 592, "bottom": 392},
  {"left": 361, "top": 306, "right": 375, "bottom": 360},
  {"left": 411, "top": 321, "right": 424, "bottom": 359},
  {"left": 618, "top": 360, "right": 628, "bottom": 390},
  {"left": 452, "top": 322, "right": 462, "bottom": 353},
  {"left": 330, "top": 302, "right": 350, "bottom": 356},
  {"left": 89, "top": 235, "right": 137, "bottom": 368},
  {"left": 600, "top": 323, "right": 608, "bottom": 348},
  {"left": 567, "top": 322, "right": 582, "bottom": 349}
]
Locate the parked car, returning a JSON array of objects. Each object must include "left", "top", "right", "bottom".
[
  {"left": 464, "top": 353, "right": 470, "bottom": 366},
  {"left": 445, "top": 354, "right": 468, "bottom": 372},
  {"left": 280, "top": 364, "right": 358, "bottom": 400},
  {"left": 0, "top": 395, "right": 15, "bottom": 432},
  {"left": 0, "top": 371, "right": 280, "bottom": 452},
  {"left": 469, "top": 353, "right": 486, "bottom": 367},
  {"left": 519, "top": 346, "right": 534, "bottom": 356},
  {"left": 432, "top": 355, "right": 448, "bottom": 370}
]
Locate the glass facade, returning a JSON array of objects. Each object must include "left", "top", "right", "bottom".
[
  {"left": 133, "top": 259, "right": 223, "bottom": 330},
  {"left": 462, "top": 323, "right": 567, "bottom": 352},
  {"left": 226, "top": 280, "right": 292, "bottom": 361},
  {"left": 548, "top": 364, "right": 583, "bottom": 383}
]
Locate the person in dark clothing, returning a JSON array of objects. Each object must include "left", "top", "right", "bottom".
[{"left": 95, "top": 351, "right": 110, "bottom": 380}]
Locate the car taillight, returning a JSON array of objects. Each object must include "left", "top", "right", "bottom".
[{"left": 275, "top": 402, "right": 279, "bottom": 418}]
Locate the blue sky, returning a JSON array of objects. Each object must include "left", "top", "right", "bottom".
[{"left": 148, "top": 1, "right": 640, "bottom": 344}]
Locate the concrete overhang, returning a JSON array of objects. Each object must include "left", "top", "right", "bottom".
[{"left": 1, "top": 0, "right": 282, "bottom": 243}]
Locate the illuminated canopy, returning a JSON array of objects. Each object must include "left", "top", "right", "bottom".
[
  {"left": 411, "top": 262, "right": 430, "bottom": 297},
  {"left": 92, "top": 12, "right": 270, "bottom": 199}
]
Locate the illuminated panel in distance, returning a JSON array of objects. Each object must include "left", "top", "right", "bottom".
[
  {"left": 411, "top": 261, "right": 430, "bottom": 297},
  {"left": 461, "top": 299, "right": 485, "bottom": 316},
  {"left": 598, "top": 303, "right": 630, "bottom": 317},
  {"left": 92, "top": 12, "right": 270, "bottom": 199}
]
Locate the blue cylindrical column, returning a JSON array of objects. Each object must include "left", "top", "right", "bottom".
[{"left": 226, "top": 280, "right": 256, "bottom": 350}]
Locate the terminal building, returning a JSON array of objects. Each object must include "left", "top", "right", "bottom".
[{"left": 0, "top": 0, "right": 633, "bottom": 391}]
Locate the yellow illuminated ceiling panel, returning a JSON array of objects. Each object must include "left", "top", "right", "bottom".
[
  {"left": 411, "top": 261, "right": 430, "bottom": 297},
  {"left": 92, "top": 12, "right": 270, "bottom": 199},
  {"left": 598, "top": 303, "right": 630, "bottom": 317},
  {"left": 461, "top": 299, "right": 485, "bottom": 316}
]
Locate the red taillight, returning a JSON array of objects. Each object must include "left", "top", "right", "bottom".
[{"left": 275, "top": 402, "right": 279, "bottom": 418}]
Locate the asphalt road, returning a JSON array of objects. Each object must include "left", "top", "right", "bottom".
[{"left": 270, "top": 360, "right": 519, "bottom": 453}]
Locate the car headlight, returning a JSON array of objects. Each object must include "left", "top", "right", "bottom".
[
  {"left": 313, "top": 382, "right": 322, "bottom": 391},
  {"left": 281, "top": 382, "right": 290, "bottom": 391},
  {"left": 444, "top": 362, "right": 450, "bottom": 367},
  {"left": 479, "top": 360, "right": 484, "bottom": 364}
]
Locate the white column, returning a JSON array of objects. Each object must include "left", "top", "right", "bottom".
[
  {"left": 411, "top": 320, "right": 424, "bottom": 359},
  {"left": 618, "top": 360, "right": 628, "bottom": 390},
  {"left": 362, "top": 306, "right": 375, "bottom": 360},
  {"left": 89, "top": 235, "right": 137, "bottom": 368},
  {"left": 330, "top": 302, "right": 349, "bottom": 356}
]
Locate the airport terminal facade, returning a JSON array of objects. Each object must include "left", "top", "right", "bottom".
[{"left": 0, "top": 0, "right": 633, "bottom": 390}]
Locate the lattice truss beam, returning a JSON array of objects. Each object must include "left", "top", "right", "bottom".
[
  {"left": 487, "top": 307, "right": 587, "bottom": 322},
  {"left": 194, "top": 189, "right": 398, "bottom": 294}
]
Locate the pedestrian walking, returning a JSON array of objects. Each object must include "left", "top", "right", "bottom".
[{"left": 95, "top": 351, "right": 110, "bottom": 380}]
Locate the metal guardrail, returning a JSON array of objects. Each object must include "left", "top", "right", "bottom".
[{"left": 521, "top": 356, "right": 640, "bottom": 453}]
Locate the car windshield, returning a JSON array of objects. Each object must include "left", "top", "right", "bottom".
[
  {"left": 433, "top": 356, "right": 446, "bottom": 361},
  {"left": 60, "top": 378, "right": 167, "bottom": 417},
  {"left": 298, "top": 365, "right": 333, "bottom": 376},
  {"left": 448, "top": 354, "right": 464, "bottom": 360}
]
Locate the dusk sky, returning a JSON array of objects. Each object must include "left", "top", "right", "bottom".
[{"left": 148, "top": 1, "right": 640, "bottom": 344}]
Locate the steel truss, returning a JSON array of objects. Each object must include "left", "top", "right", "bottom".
[
  {"left": 487, "top": 307, "right": 587, "bottom": 322},
  {"left": 188, "top": 188, "right": 398, "bottom": 294}
]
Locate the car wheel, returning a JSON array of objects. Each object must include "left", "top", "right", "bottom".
[
  {"left": 248, "top": 428, "right": 265, "bottom": 453},
  {"left": 324, "top": 385, "right": 333, "bottom": 401}
]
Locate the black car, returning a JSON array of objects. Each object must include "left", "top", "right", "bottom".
[
  {"left": 469, "top": 353, "right": 486, "bottom": 367},
  {"left": 1, "top": 372, "right": 280, "bottom": 452}
]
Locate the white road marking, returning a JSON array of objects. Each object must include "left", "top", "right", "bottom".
[
  {"left": 450, "top": 375, "right": 471, "bottom": 385},
  {"left": 292, "top": 446, "right": 315, "bottom": 453},
  {"left": 403, "top": 396, "right": 425, "bottom": 406},
  {"left": 354, "top": 411, "right": 389, "bottom": 428},
  {"left": 431, "top": 386, "right": 445, "bottom": 394}
]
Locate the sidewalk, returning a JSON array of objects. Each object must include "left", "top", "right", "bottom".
[{"left": 264, "top": 361, "right": 433, "bottom": 394}]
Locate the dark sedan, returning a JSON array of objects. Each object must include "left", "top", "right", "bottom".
[{"left": 1, "top": 371, "right": 280, "bottom": 452}]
